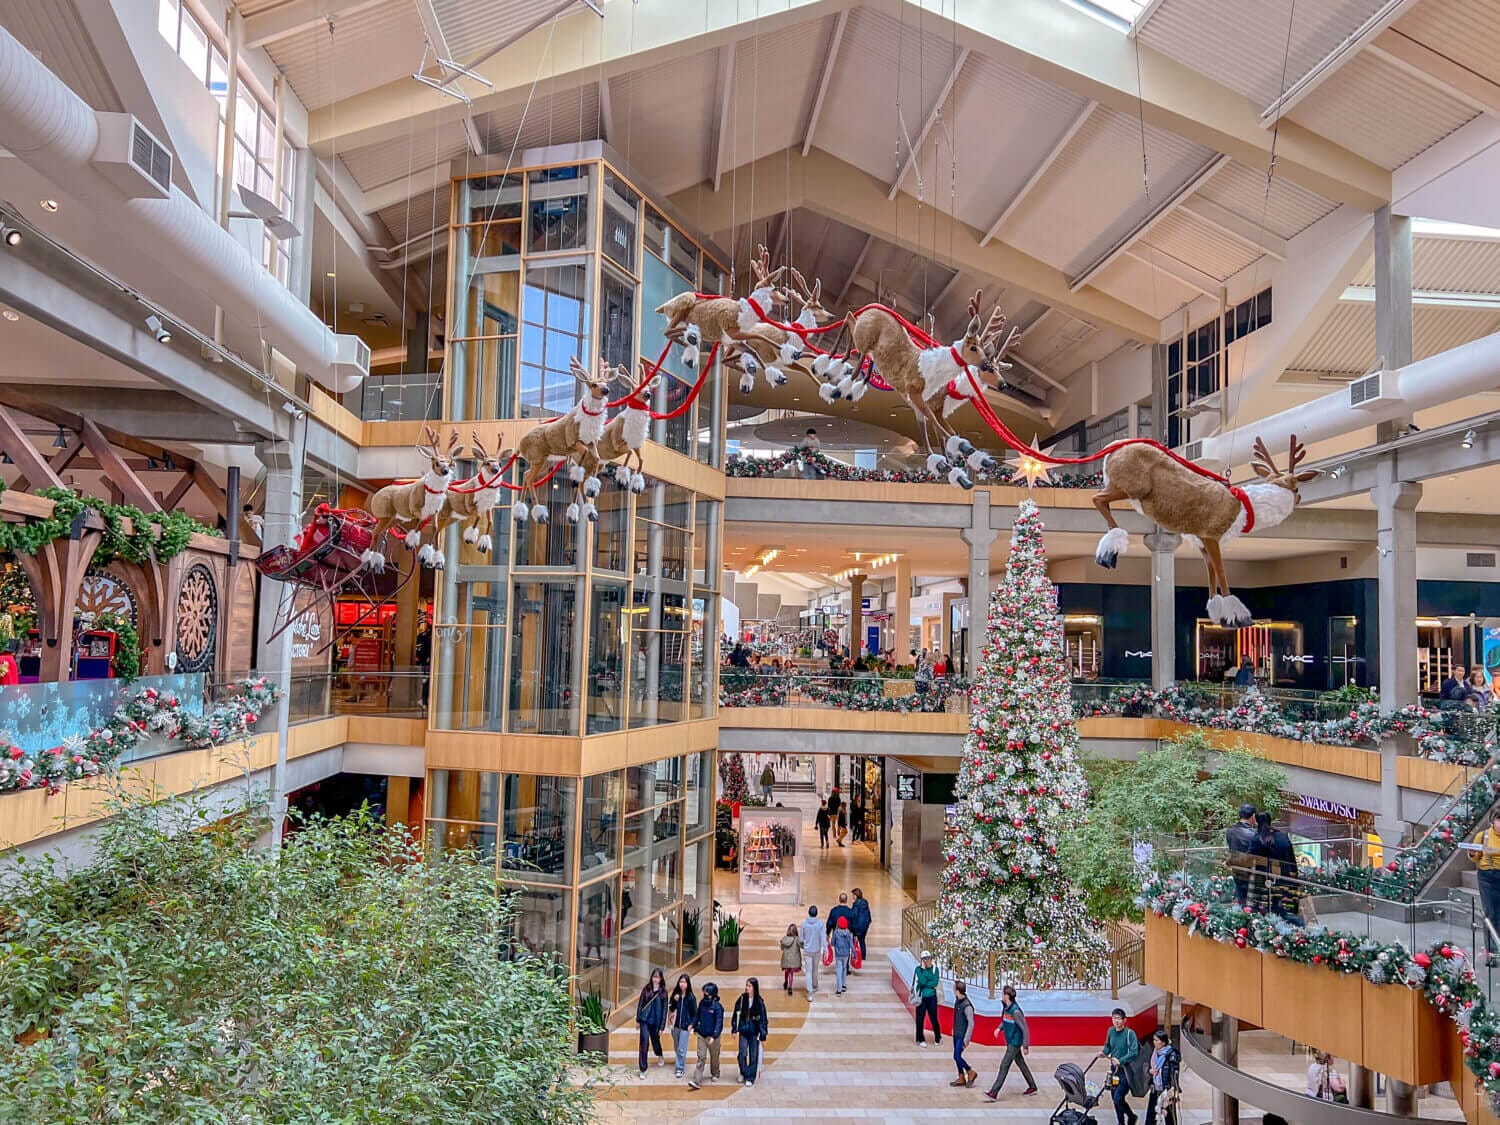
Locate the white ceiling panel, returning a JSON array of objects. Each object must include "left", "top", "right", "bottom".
[
  {"left": 609, "top": 48, "right": 719, "bottom": 196},
  {"left": 1135, "top": 0, "right": 1389, "bottom": 108},
  {"left": 1289, "top": 50, "right": 1479, "bottom": 170},
  {"left": 1194, "top": 159, "right": 1339, "bottom": 240},
  {"left": 1001, "top": 105, "right": 1215, "bottom": 279},
  {"left": 340, "top": 118, "right": 471, "bottom": 190},
  {"left": 267, "top": 0, "right": 426, "bottom": 110},
  {"left": 431, "top": 0, "right": 582, "bottom": 64},
  {"left": 1395, "top": 0, "right": 1500, "bottom": 88},
  {"left": 1141, "top": 208, "right": 1263, "bottom": 282},
  {"left": 815, "top": 6, "right": 969, "bottom": 186},
  {"left": 1348, "top": 235, "right": 1500, "bottom": 293},
  {"left": 719, "top": 16, "right": 826, "bottom": 173},
  {"left": 1090, "top": 254, "right": 1200, "bottom": 320},
  {"left": 1288, "top": 300, "right": 1500, "bottom": 376}
]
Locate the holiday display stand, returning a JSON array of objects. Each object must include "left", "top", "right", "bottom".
[
  {"left": 737, "top": 807, "right": 801, "bottom": 904},
  {"left": 929, "top": 499, "right": 1109, "bottom": 982}
]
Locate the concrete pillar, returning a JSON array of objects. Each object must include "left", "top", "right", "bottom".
[
  {"left": 1388, "top": 1078, "right": 1418, "bottom": 1116},
  {"left": 1350, "top": 1064, "right": 1375, "bottom": 1109},
  {"left": 849, "top": 574, "right": 866, "bottom": 659},
  {"left": 1211, "top": 1012, "right": 1239, "bottom": 1125},
  {"left": 1374, "top": 468, "right": 1421, "bottom": 844},
  {"left": 960, "top": 492, "right": 997, "bottom": 681},
  {"left": 254, "top": 416, "right": 307, "bottom": 851},
  {"left": 1145, "top": 531, "right": 1181, "bottom": 690},
  {"left": 894, "top": 557, "right": 912, "bottom": 664},
  {"left": 1374, "top": 206, "right": 1414, "bottom": 444}
]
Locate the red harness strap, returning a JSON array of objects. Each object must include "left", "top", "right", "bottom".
[{"left": 1227, "top": 486, "right": 1256, "bottom": 534}]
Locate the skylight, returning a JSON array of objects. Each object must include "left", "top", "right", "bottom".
[
  {"left": 1058, "top": 0, "right": 1149, "bottom": 32},
  {"left": 1412, "top": 218, "right": 1500, "bottom": 242}
]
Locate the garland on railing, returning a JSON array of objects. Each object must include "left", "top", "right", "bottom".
[
  {"left": 718, "top": 673, "right": 968, "bottom": 712},
  {"left": 0, "top": 488, "right": 218, "bottom": 563},
  {"left": 0, "top": 677, "right": 278, "bottom": 795},
  {"left": 1143, "top": 869, "right": 1500, "bottom": 1114},
  {"left": 725, "top": 450, "right": 1103, "bottom": 489},
  {"left": 1080, "top": 684, "right": 1490, "bottom": 762}
]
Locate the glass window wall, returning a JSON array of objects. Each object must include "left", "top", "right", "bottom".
[
  {"left": 580, "top": 771, "right": 623, "bottom": 878},
  {"left": 521, "top": 259, "right": 592, "bottom": 418},
  {"left": 576, "top": 875, "right": 620, "bottom": 1002},
  {"left": 504, "top": 882, "right": 572, "bottom": 962},
  {"left": 509, "top": 579, "right": 581, "bottom": 735},
  {"left": 502, "top": 774, "right": 576, "bottom": 883},
  {"left": 528, "top": 165, "right": 594, "bottom": 254},
  {"left": 587, "top": 581, "right": 627, "bottom": 734}
]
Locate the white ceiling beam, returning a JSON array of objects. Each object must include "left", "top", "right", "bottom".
[
  {"left": 888, "top": 47, "right": 970, "bottom": 200},
  {"left": 410, "top": 0, "right": 486, "bottom": 156},
  {"left": 462, "top": 0, "right": 589, "bottom": 70},
  {"left": 1122, "top": 247, "right": 1219, "bottom": 299},
  {"left": 1179, "top": 196, "right": 1288, "bottom": 260},
  {"left": 1341, "top": 285, "right": 1500, "bottom": 310},
  {"left": 1005, "top": 350, "right": 1067, "bottom": 392},
  {"left": 802, "top": 9, "right": 849, "bottom": 157},
  {"left": 711, "top": 44, "right": 737, "bottom": 192},
  {"left": 1258, "top": 0, "right": 1425, "bottom": 125},
  {"left": 1070, "top": 153, "right": 1230, "bottom": 291},
  {"left": 1367, "top": 31, "right": 1500, "bottom": 118},
  {"left": 243, "top": 0, "right": 389, "bottom": 48},
  {"left": 361, "top": 158, "right": 452, "bottom": 214},
  {"left": 1126, "top": 0, "right": 1169, "bottom": 40},
  {"left": 980, "top": 100, "right": 1096, "bottom": 247},
  {"left": 835, "top": 234, "right": 874, "bottom": 307}
]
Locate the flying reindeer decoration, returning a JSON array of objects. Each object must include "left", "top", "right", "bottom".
[
  {"left": 656, "top": 244, "right": 794, "bottom": 379},
  {"left": 512, "top": 356, "right": 612, "bottom": 525},
  {"left": 365, "top": 426, "right": 461, "bottom": 571},
  {"left": 1092, "top": 435, "right": 1318, "bottom": 627},
  {"left": 831, "top": 289, "right": 1005, "bottom": 488},
  {"left": 931, "top": 294, "right": 1021, "bottom": 422},
  {"left": 723, "top": 267, "right": 834, "bottom": 393},
  {"left": 445, "top": 431, "right": 516, "bottom": 555},
  {"left": 581, "top": 359, "right": 659, "bottom": 492}
]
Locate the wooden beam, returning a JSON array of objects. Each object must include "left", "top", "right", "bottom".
[
  {"left": 78, "top": 418, "right": 162, "bottom": 513},
  {"left": 163, "top": 474, "right": 196, "bottom": 511},
  {"left": 802, "top": 10, "right": 849, "bottom": 156},
  {"left": 981, "top": 100, "right": 1096, "bottom": 246},
  {"left": 890, "top": 48, "right": 970, "bottom": 200},
  {"left": 49, "top": 438, "right": 84, "bottom": 476},
  {"left": 0, "top": 405, "right": 65, "bottom": 491},
  {"left": 711, "top": 44, "right": 737, "bottom": 192}
]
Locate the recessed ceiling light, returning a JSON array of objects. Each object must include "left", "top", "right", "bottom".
[
  {"left": 326, "top": 271, "right": 337, "bottom": 278},
  {"left": 39, "top": 200, "right": 58, "bottom": 213},
  {"left": 1, "top": 311, "right": 18, "bottom": 322}
]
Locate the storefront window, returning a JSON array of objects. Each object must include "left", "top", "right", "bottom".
[
  {"left": 502, "top": 774, "right": 576, "bottom": 884},
  {"left": 580, "top": 771, "right": 623, "bottom": 878},
  {"left": 503, "top": 882, "right": 572, "bottom": 962},
  {"left": 527, "top": 165, "right": 593, "bottom": 253},
  {"left": 576, "top": 875, "right": 620, "bottom": 1003},
  {"left": 602, "top": 170, "right": 639, "bottom": 272},
  {"left": 509, "top": 579, "right": 581, "bottom": 735},
  {"left": 587, "top": 581, "right": 628, "bottom": 734},
  {"left": 520, "top": 259, "right": 592, "bottom": 418},
  {"left": 1329, "top": 615, "right": 1359, "bottom": 689}
]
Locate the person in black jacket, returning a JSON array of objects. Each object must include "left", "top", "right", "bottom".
[
  {"left": 815, "top": 801, "right": 831, "bottom": 849},
  {"left": 731, "top": 977, "right": 769, "bottom": 1087},
  {"left": 1145, "top": 1030, "right": 1180, "bottom": 1125},
  {"left": 826, "top": 787, "right": 845, "bottom": 847},
  {"left": 687, "top": 981, "right": 723, "bottom": 1089},
  {"left": 850, "top": 888, "right": 872, "bottom": 960},
  {"left": 1224, "top": 804, "right": 1258, "bottom": 906},
  {"left": 667, "top": 973, "right": 698, "bottom": 1079},
  {"left": 635, "top": 968, "right": 668, "bottom": 1079},
  {"left": 1254, "top": 813, "right": 1302, "bottom": 922}
]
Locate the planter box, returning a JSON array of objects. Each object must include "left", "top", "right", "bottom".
[
  {"left": 715, "top": 945, "right": 740, "bottom": 972},
  {"left": 1263, "top": 955, "right": 1363, "bottom": 1063},
  {"left": 576, "top": 1031, "right": 610, "bottom": 1057},
  {"left": 1176, "top": 929, "right": 1263, "bottom": 1027},
  {"left": 1360, "top": 974, "right": 1449, "bottom": 1087},
  {"left": 1143, "top": 912, "right": 1179, "bottom": 993}
]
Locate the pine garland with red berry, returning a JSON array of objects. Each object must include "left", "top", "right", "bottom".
[{"left": 929, "top": 500, "right": 1109, "bottom": 983}]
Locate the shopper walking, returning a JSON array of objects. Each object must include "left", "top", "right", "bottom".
[
  {"left": 686, "top": 982, "right": 723, "bottom": 1089},
  {"left": 1225, "top": 803, "right": 1259, "bottom": 907},
  {"left": 1471, "top": 808, "right": 1500, "bottom": 964},
  {"left": 826, "top": 892, "right": 855, "bottom": 935},
  {"left": 731, "top": 978, "right": 769, "bottom": 1087},
  {"left": 949, "top": 980, "right": 978, "bottom": 1087},
  {"left": 760, "top": 762, "right": 776, "bottom": 803},
  {"left": 799, "top": 906, "right": 826, "bottom": 997},
  {"left": 634, "top": 968, "right": 668, "bottom": 1078},
  {"left": 912, "top": 950, "right": 941, "bottom": 1046},
  {"left": 983, "top": 984, "right": 1038, "bottom": 1099},
  {"left": 826, "top": 787, "right": 845, "bottom": 846},
  {"left": 1097, "top": 1008, "right": 1141, "bottom": 1125},
  {"left": 850, "top": 888, "right": 872, "bottom": 961},
  {"left": 667, "top": 973, "right": 697, "bottom": 1079},
  {"left": 1145, "top": 1029, "right": 1180, "bottom": 1125},
  {"left": 815, "top": 801, "right": 831, "bottom": 849},
  {"left": 831, "top": 917, "right": 855, "bottom": 994},
  {"left": 779, "top": 924, "right": 804, "bottom": 995}
]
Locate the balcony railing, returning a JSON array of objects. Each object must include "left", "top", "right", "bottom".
[
  {"left": 347, "top": 372, "right": 444, "bottom": 422},
  {"left": 719, "top": 670, "right": 970, "bottom": 713}
]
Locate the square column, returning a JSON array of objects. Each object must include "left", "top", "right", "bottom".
[
  {"left": 1146, "top": 531, "right": 1181, "bottom": 690},
  {"left": 1375, "top": 469, "right": 1421, "bottom": 844},
  {"left": 848, "top": 574, "right": 865, "bottom": 659},
  {"left": 894, "top": 557, "right": 912, "bottom": 664},
  {"left": 1374, "top": 206, "right": 1413, "bottom": 442},
  {"left": 960, "top": 491, "right": 997, "bottom": 679}
]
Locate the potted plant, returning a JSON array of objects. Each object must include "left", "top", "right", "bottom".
[
  {"left": 715, "top": 912, "right": 743, "bottom": 972},
  {"left": 576, "top": 989, "right": 610, "bottom": 1057},
  {"left": 681, "top": 906, "right": 701, "bottom": 957}
]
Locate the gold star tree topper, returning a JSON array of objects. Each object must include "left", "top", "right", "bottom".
[{"left": 1007, "top": 436, "right": 1057, "bottom": 488}]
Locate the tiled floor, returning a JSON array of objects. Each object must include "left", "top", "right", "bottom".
[{"left": 591, "top": 789, "right": 1463, "bottom": 1123}]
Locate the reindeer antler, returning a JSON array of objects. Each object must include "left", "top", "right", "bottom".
[
  {"left": 417, "top": 425, "right": 440, "bottom": 455},
  {"left": 751, "top": 243, "right": 786, "bottom": 288},
  {"left": 569, "top": 355, "right": 593, "bottom": 381},
  {"left": 470, "top": 429, "right": 490, "bottom": 461},
  {"left": 1249, "top": 436, "right": 1280, "bottom": 480},
  {"left": 1287, "top": 434, "right": 1307, "bottom": 472}
]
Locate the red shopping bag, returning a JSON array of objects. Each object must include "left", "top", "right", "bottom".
[
  {"left": 823, "top": 943, "right": 834, "bottom": 967},
  {"left": 851, "top": 942, "right": 863, "bottom": 970}
]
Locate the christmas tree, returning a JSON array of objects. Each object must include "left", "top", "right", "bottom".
[
  {"left": 930, "top": 499, "right": 1109, "bottom": 983},
  {"left": 718, "top": 752, "right": 749, "bottom": 804}
]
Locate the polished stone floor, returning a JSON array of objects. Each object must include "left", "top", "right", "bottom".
[{"left": 592, "top": 788, "right": 1462, "bottom": 1123}]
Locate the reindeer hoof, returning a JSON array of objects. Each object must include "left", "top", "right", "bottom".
[
  {"left": 738, "top": 372, "right": 756, "bottom": 394},
  {"left": 926, "top": 453, "right": 951, "bottom": 476},
  {"left": 583, "top": 475, "right": 602, "bottom": 498},
  {"left": 511, "top": 501, "right": 530, "bottom": 524},
  {"left": 948, "top": 466, "right": 973, "bottom": 489},
  {"left": 584, "top": 502, "right": 599, "bottom": 523},
  {"left": 477, "top": 534, "right": 493, "bottom": 554},
  {"left": 766, "top": 366, "right": 788, "bottom": 388},
  {"left": 945, "top": 434, "right": 975, "bottom": 460},
  {"left": 811, "top": 354, "right": 833, "bottom": 378},
  {"left": 531, "top": 503, "right": 549, "bottom": 524},
  {"left": 836, "top": 374, "right": 856, "bottom": 398},
  {"left": 682, "top": 346, "right": 699, "bottom": 370},
  {"left": 568, "top": 463, "right": 586, "bottom": 483},
  {"left": 630, "top": 471, "right": 647, "bottom": 493},
  {"left": 463, "top": 526, "right": 479, "bottom": 544},
  {"left": 1218, "top": 595, "right": 1254, "bottom": 628},
  {"left": 1095, "top": 527, "right": 1129, "bottom": 569},
  {"left": 417, "top": 544, "right": 436, "bottom": 567},
  {"left": 566, "top": 502, "right": 581, "bottom": 524},
  {"left": 360, "top": 549, "right": 386, "bottom": 574},
  {"left": 431, "top": 550, "right": 445, "bottom": 570},
  {"left": 683, "top": 324, "right": 701, "bottom": 347},
  {"left": 848, "top": 379, "right": 870, "bottom": 402},
  {"left": 779, "top": 340, "right": 803, "bottom": 365},
  {"left": 818, "top": 381, "right": 839, "bottom": 403}
]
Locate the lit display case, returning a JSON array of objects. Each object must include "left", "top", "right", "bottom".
[{"left": 738, "top": 807, "right": 803, "bottom": 905}]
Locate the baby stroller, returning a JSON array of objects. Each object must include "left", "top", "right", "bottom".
[{"left": 1050, "top": 1060, "right": 1102, "bottom": 1125}]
